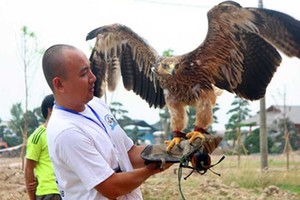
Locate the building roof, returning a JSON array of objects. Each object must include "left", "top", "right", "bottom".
[
  {"left": 123, "top": 120, "right": 157, "bottom": 131},
  {"left": 241, "top": 105, "right": 300, "bottom": 128}
]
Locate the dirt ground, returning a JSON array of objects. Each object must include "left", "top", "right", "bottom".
[{"left": 0, "top": 157, "right": 299, "bottom": 200}]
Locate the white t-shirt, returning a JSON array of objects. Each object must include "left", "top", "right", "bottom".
[{"left": 47, "top": 97, "right": 142, "bottom": 200}]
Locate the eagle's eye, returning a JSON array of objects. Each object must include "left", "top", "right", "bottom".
[{"left": 162, "top": 63, "right": 169, "bottom": 69}]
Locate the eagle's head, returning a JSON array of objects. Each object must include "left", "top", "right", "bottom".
[{"left": 156, "top": 57, "right": 180, "bottom": 77}]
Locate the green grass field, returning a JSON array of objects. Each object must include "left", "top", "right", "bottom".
[
  {"left": 141, "top": 153, "right": 300, "bottom": 199},
  {"left": 219, "top": 154, "right": 300, "bottom": 195}
]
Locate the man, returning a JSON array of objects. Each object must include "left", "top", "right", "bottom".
[
  {"left": 42, "top": 44, "right": 172, "bottom": 199},
  {"left": 25, "top": 94, "right": 61, "bottom": 200}
]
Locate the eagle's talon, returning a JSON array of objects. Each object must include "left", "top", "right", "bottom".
[
  {"left": 186, "top": 131, "right": 205, "bottom": 143},
  {"left": 164, "top": 137, "right": 183, "bottom": 152}
]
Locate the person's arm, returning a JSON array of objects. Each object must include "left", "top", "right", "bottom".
[
  {"left": 94, "top": 162, "right": 162, "bottom": 199},
  {"left": 94, "top": 145, "right": 173, "bottom": 199},
  {"left": 128, "top": 145, "right": 147, "bottom": 168},
  {"left": 24, "top": 159, "right": 37, "bottom": 200}
]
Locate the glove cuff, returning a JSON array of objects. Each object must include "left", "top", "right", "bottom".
[
  {"left": 194, "top": 126, "right": 210, "bottom": 135},
  {"left": 173, "top": 131, "right": 187, "bottom": 138}
]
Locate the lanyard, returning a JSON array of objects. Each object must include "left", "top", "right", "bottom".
[
  {"left": 55, "top": 104, "right": 109, "bottom": 137},
  {"left": 55, "top": 103, "right": 122, "bottom": 170}
]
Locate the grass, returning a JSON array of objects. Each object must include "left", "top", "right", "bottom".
[
  {"left": 215, "top": 154, "right": 300, "bottom": 195},
  {"left": 142, "top": 153, "right": 300, "bottom": 199}
]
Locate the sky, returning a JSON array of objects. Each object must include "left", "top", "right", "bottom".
[{"left": 0, "top": 0, "right": 299, "bottom": 130}]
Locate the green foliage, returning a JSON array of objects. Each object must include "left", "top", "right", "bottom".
[
  {"left": 212, "top": 103, "right": 220, "bottom": 124},
  {"left": 219, "top": 156, "right": 300, "bottom": 196},
  {"left": 25, "top": 110, "right": 40, "bottom": 137},
  {"left": 184, "top": 103, "right": 220, "bottom": 134},
  {"left": 162, "top": 49, "right": 174, "bottom": 57},
  {"left": 277, "top": 184, "right": 300, "bottom": 195},
  {"left": 225, "top": 95, "right": 251, "bottom": 141},
  {"left": 244, "top": 128, "right": 273, "bottom": 154},
  {"left": 109, "top": 102, "right": 129, "bottom": 118},
  {"left": 8, "top": 103, "right": 24, "bottom": 138},
  {"left": 33, "top": 106, "right": 44, "bottom": 125},
  {"left": 0, "top": 118, "right": 4, "bottom": 138},
  {"left": 159, "top": 107, "right": 171, "bottom": 137},
  {"left": 3, "top": 130, "right": 21, "bottom": 147},
  {"left": 244, "top": 129, "right": 260, "bottom": 153},
  {"left": 3, "top": 103, "right": 42, "bottom": 146},
  {"left": 270, "top": 118, "right": 300, "bottom": 153},
  {"left": 109, "top": 101, "right": 133, "bottom": 128},
  {"left": 20, "top": 26, "right": 44, "bottom": 61},
  {"left": 184, "top": 106, "right": 196, "bottom": 132}
]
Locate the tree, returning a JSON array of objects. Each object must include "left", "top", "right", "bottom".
[
  {"left": 244, "top": 128, "right": 273, "bottom": 154},
  {"left": 8, "top": 103, "right": 24, "bottom": 141},
  {"left": 209, "top": 103, "right": 220, "bottom": 134},
  {"left": 225, "top": 95, "right": 251, "bottom": 152},
  {"left": 32, "top": 106, "right": 44, "bottom": 126},
  {"left": 159, "top": 107, "right": 172, "bottom": 140},
  {"left": 7, "top": 103, "right": 40, "bottom": 146},
  {"left": 184, "top": 103, "right": 220, "bottom": 134},
  {"left": 18, "top": 26, "right": 43, "bottom": 169},
  {"left": 109, "top": 101, "right": 133, "bottom": 128},
  {"left": 0, "top": 118, "right": 4, "bottom": 138},
  {"left": 225, "top": 96, "right": 251, "bottom": 141},
  {"left": 0, "top": 118, "right": 8, "bottom": 146},
  {"left": 270, "top": 118, "right": 300, "bottom": 154}
]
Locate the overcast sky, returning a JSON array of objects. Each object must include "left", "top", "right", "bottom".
[{"left": 0, "top": 0, "right": 299, "bottom": 130}]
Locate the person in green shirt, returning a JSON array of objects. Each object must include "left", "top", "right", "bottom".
[{"left": 25, "top": 94, "right": 61, "bottom": 200}]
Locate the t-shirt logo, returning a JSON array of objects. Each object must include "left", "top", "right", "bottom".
[{"left": 104, "top": 114, "right": 118, "bottom": 130}]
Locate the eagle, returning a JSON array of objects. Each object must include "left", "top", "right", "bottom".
[{"left": 86, "top": 1, "right": 300, "bottom": 151}]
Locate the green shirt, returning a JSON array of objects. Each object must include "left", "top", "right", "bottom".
[{"left": 26, "top": 125, "right": 59, "bottom": 195}]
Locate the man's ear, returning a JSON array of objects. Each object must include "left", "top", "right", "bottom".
[{"left": 53, "top": 77, "right": 64, "bottom": 91}]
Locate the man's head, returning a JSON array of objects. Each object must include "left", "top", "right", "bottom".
[
  {"left": 42, "top": 44, "right": 96, "bottom": 111},
  {"left": 42, "top": 44, "right": 74, "bottom": 90},
  {"left": 41, "top": 94, "right": 54, "bottom": 119}
]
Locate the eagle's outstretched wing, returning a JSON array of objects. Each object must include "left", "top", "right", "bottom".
[
  {"left": 184, "top": 1, "right": 300, "bottom": 100},
  {"left": 86, "top": 1, "right": 300, "bottom": 110},
  {"left": 86, "top": 24, "right": 165, "bottom": 108},
  {"left": 86, "top": 1, "right": 300, "bottom": 152}
]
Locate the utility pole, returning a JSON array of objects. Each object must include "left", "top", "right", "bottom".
[
  {"left": 258, "top": 0, "right": 268, "bottom": 171},
  {"left": 282, "top": 88, "right": 291, "bottom": 170}
]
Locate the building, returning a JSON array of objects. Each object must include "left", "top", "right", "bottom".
[
  {"left": 123, "top": 120, "right": 158, "bottom": 144},
  {"left": 241, "top": 105, "right": 300, "bottom": 132}
]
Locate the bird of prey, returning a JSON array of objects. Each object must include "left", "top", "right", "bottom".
[{"left": 86, "top": 1, "right": 300, "bottom": 151}]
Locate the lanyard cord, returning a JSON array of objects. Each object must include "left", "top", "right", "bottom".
[
  {"left": 55, "top": 104, "right": 124, "bottom": 171},
  {"left": 55, "top": 104, "right": 109, "bottom": 137}
]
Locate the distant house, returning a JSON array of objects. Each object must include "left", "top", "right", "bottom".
[
  {"left": 123, "top": 120, "right": 158, "bottom": 144},
  {"left": 241, "top": 105, "right": 300, "bottom": 133}
]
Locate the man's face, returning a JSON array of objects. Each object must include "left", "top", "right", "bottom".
[{"left": 61, "top": 49, "right": 96, "bottom": 107}]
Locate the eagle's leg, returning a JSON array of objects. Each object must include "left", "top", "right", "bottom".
[
  {"left": 164, "top": 100, "right": 188, "bottom": 152},
  {"left": 186, "top": 90, "right": 217, "bottom": 143}
]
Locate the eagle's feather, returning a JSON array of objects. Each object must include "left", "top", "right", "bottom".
[{"left": 86, "top": 1, "right": 300, "bottom": 143}]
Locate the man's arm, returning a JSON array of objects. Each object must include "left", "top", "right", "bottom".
[
  {"left": 94, "top": 145, "right": 173, "bottom": 199},
  {"left": 94, "top": 161, "right": 161, "bottom": 199},
  {"left": 128, "top": 145, "right": 147, "bottom": 168},
  {"left": 24, "top": 159, "right": 37, "bottom": 200}
]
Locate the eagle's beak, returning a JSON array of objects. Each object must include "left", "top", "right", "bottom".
[{"left": 169, "top": 64, "right": 175, "bottom": 76}]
